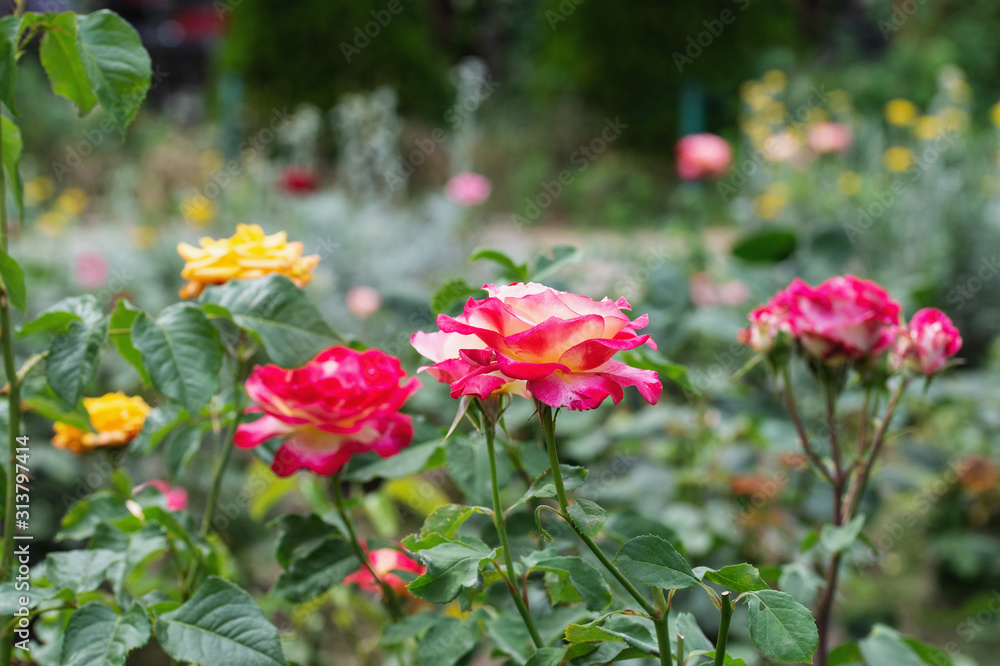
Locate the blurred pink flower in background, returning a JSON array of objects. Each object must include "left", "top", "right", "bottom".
[
  {"left": 675, "top": 133, "right": 732, "bottom": 181},
  {"left": 807, "top": 122, "right": 853, "bottom": 154},
  {"left": 134, "top": 480, "right": 189, "bottom": 511},
  {"left": 278, "top": 166, "right": 319, "bottom": 195},
  {"left": 690, "top": 273, "right": 750, "bottom": 308},
  {"left": 74, "top": 251, "right": 108, "bottom": 290},
  {"left": 346, "top": 286, "right": 382, "bottom": 319},
  {"left": 343, "top": 548, "right": 425, "bottom": 596},
  {"left": 893, "top": 308, "right": 962, "bottom": 375},
  {"left": 445, "top": 171, "right": 492, "bottom": 206},
  {"left": 763, "top": 131, "right": 802, "bottom": 163}
]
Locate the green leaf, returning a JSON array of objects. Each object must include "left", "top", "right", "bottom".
[
  {"left": 60, "top": 602, "right": 151, "bottom": 666},
  {"left": 828, "top": 642, "right": 862, "bottom": 666},
  {"left": 858, "top": 630, "right": 924, "bottom": 666},
  {"left": 76, "top": 10, "right": 152, "bottom": 136},
  {"left": 58, "top": 491, "right": 130, "bottom": 541},
  {"left": 618, "top": 348, "right": 700, "bottom": 395},
  {"left": 531, "top": 245, "right": 582, "bottom": 282},
  {"left": 0, "top": 248, "right": 25, "bottom": 313},
  {"left": 613, "top": 535, "right": 699, "bottom": 590},
  {"left": 732, "top": 229, "right": 797, "bottom": 263},
  {"left": 45, "top": 549, "right": 124, "bottom": 594},
  {"left": 445, "top": 434, "right": 496, "bottom": 506},
  {"left": 132, "top": 303, "right": 222, "bottom": 415},
  {"left": 200, "top": 274, "right": 336, "bottom": 367},
  {"left": 416, "top": 616, "right": 478, "bottom": 666},
  {"left": 0, "top": 582, "right": 68, "bottom": 614},
  {"left": 164, "top": 424, "right": 204, "bottom": 481},
  {"left": 19, "top": 294, "right": 99, "bottom": 337},
  {"left": 484, "top": 615, "right": 533, "bottom": 664},
  {"left": 407, "top": 542, "right": 494, "bottom": 604},
  {"left": 42, "top": 294, "right": 108, "bottom": 405},
  {"left": 22, "top": 383, "right": 91, "bottom": 431},
  {"left": 273, "top": 537, "right": 358, "bottom": 603},
  {"left": 526, "top": 647, "right": 568, "bottom": 666},
  {"left": 566, "top": 616, "right": 658, "bottom": 655},
  {"left": 513, "top": 464, "right": 588, "bottom": 510},
  {"left": 411, "top": 504, "right": 488, "bottom": 546},
  {"left": 379, "top": 613, "right": 439, "bottom": 646},
  {"left": 156, "top": 576, "right": 287, "bottom": 666},
  {"left": 40, "top": 12, "right": 99, "bottom": 115},
  {"left": 903, "top": 637, "right": 952, "bottom": 666},
  {"left": 469, "top": 247, "right": 528, "bottom": 282},
  {"left": 672, "top": 611, "right": 713, "bottom": 653},
  {"left": 745, "top": 590, "right": 819, "bottom": 663},
  {"left": 430, "top": 277, "right": 483, "bottom": 315},
  {"left": 604, "top": 509, "right": 681, "bottom": 548},
  {"left": 524, "top": 552, "right": 612, "bottom": 611},
  {"left": 128, "top": 402, "right": 188, "bottom": 457},
  {"left": 109, "top": 300, "right": 150, "bottom": 384},
  {"left": 0, "top": 116, "right": 22, "bottom": 218},
  {"left": 704, "top": 564, "right": 770, "bottom": 594},
  {"left": 567, "top": 499, "right": 607, "bottom": 538},
  {"left": 343, "top": 439, "right": 445, "bottom": 482},
  {"left": 820, "top": 515, "right": 866, "bottom": 554},
  {"left": 272, "top": 513, "right": 340, "bottom": 568},
  {"left": 0, "top": 15, "right": 17, "bottom": 114}
]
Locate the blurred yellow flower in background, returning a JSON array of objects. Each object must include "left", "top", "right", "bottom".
[
  {"left": 198, "top": 149, "right": 225, "bottom": 176},
  {"left": 55, "top": 187, "right": 89, "bottom": 216},
  {"left": 828, "top": 89, "right": 852, "bottom": 115},
  {"left": 36, "top": 212, "right": 68, "bottom": 237},
  {"left": 24, "top": 177, "right": 55, "bottom": 205},
  {"left": 883, "top": 147, "right": 914, "bottom": 172},
  {"left": 913, "top": 115, "right": 944, "bottom": 141},
  {"left": 181, "top": 195, "right": 217, "bottom": 227},
  {"left": 837, "top": 171, "right": 863, "bottom": 196},
  {"left": 52, "top": 393, "right": 150, "bottom": 454},
  {"left": 131, "top": 226, "right": 158, "bottom": 250},
  {"left": 762, "top": 69, "right": 787, "bottom": 93},
  {"left": 760, "top": 101, "right": 787, "bottom": 125},
  {"left": 991, "top": 101, "right": 1000, "bottom": 127},
  {"left": 806, "top": 108, "right": 829, "bottom": 123},
  {"left": 885, "top": 99, "right": 918, "bottom": 126},
  {"left": 940, "top": 107, "right": 968, "bottom": 133},
  {"left": 754, "top": 183, "right": 790, "bottom": 220},
  {"left": 979, "top": 175, "right": 1000, "bottom": 198},
  {"left": 740, "top": 82, "right": 771, "bottom": 112},
  {"left": 177, "top": 224, "right": 320, "bottom": 299}
]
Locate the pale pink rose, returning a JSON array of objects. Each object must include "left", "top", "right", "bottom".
[
  {"left": 738, "top": 296, "right": 794, "bottom": 354},
  {"left": 343, "top": 548, "right": 425, "bottom": 596},
  {"left": 807, "top": 122, "right": 853, "bottom": 155},
  {"left": 345, "top": 286, "right": 382, "bottom": 319},
  {"left": 75, "top": 252, "right": 109, "bottom": 290},
  {"left": 416, "top": 282, "right": 661, "bottom": 411},
  {"left": 689, "top": 272, "right": 720, "bottom": 308},
  {"left": 783, "top": 275, "right": 900, "bottom": 363},
  {"left": 892, "top": 308, "right": 962, "bottom": 375},
  {"left": 134, "top": 480, "right": 189, "bottom": 511},
  {"left": 719, "top": 279, "right": 750, "bottom": 306},
  {"left": 675, "top": 133, "right": 732, "bottom": 181},
  {"left": 445, "top": 172, "right": 492, "bottom": 206},
  {"left": 763, "top": 131, "right": 801, "bottom": 163}
]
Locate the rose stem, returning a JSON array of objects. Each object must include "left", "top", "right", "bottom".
[
  {"left": 330, "top": 473, "right": 404, "bottom": 622},
  {"left": 713, "top": 592, "right": 732, "bottom": 666},
  {"left": 0, "top": 114, "right": 21, "bottom": 666},
  {"left": 538, "top": 403, "right": 671, "bottom": 665},
  {"left": 483, "top": 411, "right": 545, "bottom": 648}
]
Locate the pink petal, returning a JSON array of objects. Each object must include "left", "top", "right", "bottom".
[{"left": 233, "top": 414, "right": 295, "bottom": 449}]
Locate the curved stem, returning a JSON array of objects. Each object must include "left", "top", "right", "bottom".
[
  {"left": 537, "top": 403, "right": 670, "bottom": 636},
  {"left": 485, "top": 418, "right": 544, "bottom": 647},
  {"left": 780, "top": 366, "right": 835, "bottom": 485},
  {"left": 0, "top": 115, "right": 20, "bottom": 666},
  {"left": 331, "top": 473, "right": 404, "bottom": 622},
  {"left": 713, "top": 592, "right": 733, "bottom": 666}
]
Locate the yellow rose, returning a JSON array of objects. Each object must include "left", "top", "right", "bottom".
[
  {"left": 883, "top": 147, "right": 914, "bottom": 172},
  {"left": 884, "top": 99, "right": 917, "bottom": 126},
  {"left": 181, "top": 195, "right": 217, "bottom": 227},
  {"left": 177, "top": 224, "right": 320, "bottom": 299},
  {"left": 52, "top": 393, "right": 151, "bottom": 454}
]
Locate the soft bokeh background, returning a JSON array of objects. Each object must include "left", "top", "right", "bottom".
[{"left": 17, "top": 0, "right": 1000, "bottom": 663}]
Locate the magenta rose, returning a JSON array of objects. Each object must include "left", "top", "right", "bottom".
[
  {"left": 892, "top": 308, "right": 962, "bottom": 375},
  {"left": 234, "top": 346, "right": 420, "bottom": 476},
  {"left": 675, "top": 133, "right": 732, "bottom": 181},
  {"left": 343, "top": 548, "right": 425, "bottom": 596},
  {"left": 416, "top": 282, "right": 661, "bottom": 411},
  {"left": 782, "top": 275, "right": 901, "bottom": 363},
  {"left": 738, "top": 294, "right": 794, "bottom": 354}
]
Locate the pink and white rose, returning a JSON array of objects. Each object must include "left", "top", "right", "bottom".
[
  {"left": 675, "top": 133, "right": 732, "bottom": 181},
  {"left": 892, "top": 308, "right": 962, "bottom": 374}
]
